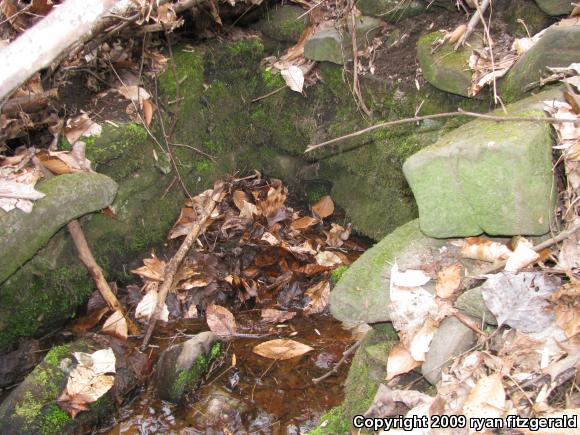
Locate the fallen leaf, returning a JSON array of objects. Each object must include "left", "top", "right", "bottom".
[
  {"left": 64, "top": 114, "right": 102, "bottom": 145},
  {"left": 448, "top": 24, "right": 466, "bottom": 44},
  {"left": 261, "top": 309, "right": 297, "bottom": 323},
  {"left": 131, "top": 256, "right": 166, "bottom": 281},
  {"left": 101, "top": 311, "right": 128, "bottom": 340},
  {"left": 116, "top": 85, "right": 151, "bottom": 105},
  {"left": 385, "top": 343, "right": 421, "bottom": 381},
  {"left": 391, "top": 263, "right": 431, "bottom": 288},
  {"left": 324, "top": 223, "right": 351, "bottom": 248},
  {"left": 253, "top": 339, "right": 313, "bottom": 360},
  {"left": 409, "top": 317, "right": 438, "bottom": 361},
  {"left": 142, "top": 99, "right": 154, "bottom": 126},
  {"left": 315, "top": 251, "right": 342, "bottom": 267},
  {"left": 461, "top": 237, "right": 512, "bottom": 262},
  {"left": 365, "top": 384, "right": 433, "bottom": 418},
  {"left": 281, "top": 65, "right": 304, "bottom": 93},
  {"left": 135, "top": 286, "right": 169, "bottom": 323},
  {"left": 462, "top": 374, "right": 505, "bottom": 423},
  {"left": 436, "top": 264, "right": 462, "bottom": 298},
  {"left": 504, "top": 237, "right": 539, "bottom": 272},
  {"left": 480, "top": 272, "right": 560, "bottom": 332},
  {"left": 206, "top": 304, "right": 237, "bottom": 337},
  {"left": 290, "top": 215, "right": 318, "bottom": 230},
  {"left": 71, "top": 307, "right": 110, "bottom": 333},
  {"left": 303, "top": 281, "right": 330, "bottom": 315},
  {"left": 555, "top": 305, "right": 580, "bottom": 338},
  {"left": 312, "top": 195, "right": 334, "bottom": 219}
]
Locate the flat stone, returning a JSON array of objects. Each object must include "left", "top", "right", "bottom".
[
  {"left": 421, "top": 316, "right": 476, "bottom": 385},
  {"left": 403, "top": 90, "right": 559, "bottom": 238},
  {"left": 304, "top": 17, "right": 381, "bottom": 64},
  {"left": 417, "top": 31, "right": 483, "bottom": 97},
  {"left": 330, "top": 220, "right": 448, "bottom": 324},
  {"left": 257, "top": 5, "right": 309, "bottom": 43},
  {"left": 356, "top": 0, "right": 425, "bottom": 21},
  {"left": 533, "top": 0, "right": 573, "bottom": 15},
  {"left": 154, "top": 331, "right": 220, "bottom": 403},
  {"left": 501, "top": 25, "right": 580, "bottom": 102},
  {"left": 455, "top": 287, "right": 498, "bottom": 325},
  {"left": 186, "top": 386, "right": 250, "bottom": 430},
  {"left": 0, "top": 172, "right": 118, "bottom": 284}
]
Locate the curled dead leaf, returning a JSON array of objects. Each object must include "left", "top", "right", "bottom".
[
  {"left": 385, "top": 342, "right": 421, "bottom": 381},
  {"left": 448, "top": 24, "right": 467, "bottom": 44},
  {"left": 461, "top": 237, "right": 512, "bottom": 262},
  {"left": 436, "top": 264, "right": 462, "bottom": 298},
  {"left": 312, "top": 195, "right": 334, "bottom": 219},
  {"left": 101, "top": 310, "right": 128, "bottom": 341},
  {"left": 303, "top": 281, "right": 330, "bottom": 316}
]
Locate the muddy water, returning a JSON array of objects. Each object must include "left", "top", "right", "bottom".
[{"left": 106, "top": 311, "right": 355, "bottom": 434}]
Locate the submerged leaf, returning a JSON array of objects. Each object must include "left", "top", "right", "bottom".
[
  {"left": 253, "top": 339, "right": 314, "bottom": 360},
  {"left": 303, "top": 281, "right": 330, "bottom": 315},
  {"left": 206, "top": 304, "right": 237, "bottom": 337}
]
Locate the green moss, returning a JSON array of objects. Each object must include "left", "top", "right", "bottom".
[
  {"left": 330, "top": 265, "right": 348, "bottom": 285},
  {"left": 307, "top": 184, "right": 328, "bottom": 203},
  {"left": 45, "top": 345, "right": 71, "bottom": 367},
  {"left": 261, "top": 68, "right": 285, "bottom": 91},
  {"left": 310, "top": 406, "right": 350, "bottom": 434},
  {"left": 14, "top": 391, "right": 43, "bottom": 423},
  {"left": 41, "top": 405, "right": 71, "bottom": 435}
]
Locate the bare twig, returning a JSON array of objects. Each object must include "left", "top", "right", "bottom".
[
  {"left": 251, "top": 85, "right": 286, "bottom": 103},
  {"left": 348, "top": 0, "right": 371, "bottom": 117},
  {"left": 305, "top": 110, "right": 580, "bottom": 153},
  {"left": 140, "top": 181, "right": 226, "bottom": 350},
  {"left": 312, "top": 337, "right": 362, "bottom": 384},
  {"left": 454, "top": 0, "right": 491, "bottom": 50}
]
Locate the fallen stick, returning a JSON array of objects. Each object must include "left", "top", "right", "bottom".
[
  {"left": 67, "top": 220, "right": 140, "bottom": 336},
  {"left": 454, "top": 0, "right": 491, "bottom": 50},
  {"left": 140, "top": 181, "right": 226, "bottom": 350},
  {"left": 312, "top": 337, "right": 362, "bottom": 384},
  {"left": 304, "top": 110, "right": 580, "bottom": 153},
  {"left": 1, "top": 89, "right": 58, "bottom": 116}
]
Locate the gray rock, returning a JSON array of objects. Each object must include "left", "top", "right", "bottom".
[
  {"left": 417, "top": 31, "right": 483, "bottom": 97},
  {"left": 154, "top": 331, "right": 220, "bottom": 403},
  {"left": 422, "top": 316, "right": 476, "bottom": 385},
  {"left": 533, "top": 0, "right": 573, "bottom": 15},
  {"left": 186, "top": 385, "right": 249, "bottom": 430},
  {"left": 356, "top": 0, "right": 425, "bottom": 21},
  {"left": 304, "top": 17, "right": 382, "bottom": 64},
  {"left": 403, "top": 89, "right": 559, "bottom": 238},
  {"left": 0, "top": 172, "right": 118, "bottom": 284},
  {"left": 455, "top": 287, "right": 498, "bottom": 325},
  {"left": 257, "top": 5, "right": 309, "bottom": 43},
  {"left": 501, "top": 25, "right": 580, "bottom": 102}
]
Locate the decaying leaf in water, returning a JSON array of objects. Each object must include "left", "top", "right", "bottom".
[
  {"left": 135, "top": 286, "right": 169, "bottom": 323},
  {"left": 460, "top": 237, "right": 512, "bottom": 262},
  {"left": 253, "top": 339, "right": 314, "bottom": 360},
  {"left": 504, "top": 237, "right": 539, "bottom": 272},
  {"left": 303, "top": 281, "right": 330, "bottom": 315},
  {"left": 101, "top": 310, "right": 128, "bottom": 341},
  {"left": 206, "top": 304, "right": 237, "bottom": 337},
  {"left": 261, "top": 308, "right": 297, "bottom": 323},
  {"left": 385, "top": 342, "right": 421, "bottom": 381},
  {"left": 436, "top": 264, "right": 462, "bottom": 298},
  {"left": 312, "top": 195, "right": 334, "bottom": 219},
  {"left": 462, "top": 374, "right": 505, "bottom": 423},
  {"left": 480, "top": 272, "right": 560, "bottom": 332},
  {"left": 131, "top": 256, "right": 166, "bottom": 281},
  {"left": 64, "top": 113, "right": 102, "bottom": 145},
  {"left": 57, "top": 348, "right": 116, "bottom": 418}
]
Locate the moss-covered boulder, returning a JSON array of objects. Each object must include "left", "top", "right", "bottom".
[
  {"left": 257, "top": 5, "right": 309, "bottom": 43},
  {"left": 417, "top": 31, "right": 483, "bottom": 97},
  {"left": 154, "top": 331, "right": 220, "bottom": 403},
  {"left": 500, "top": 25, "right": 580, "bottom": 102},
  {"left": 0, "top": 335, "right": 145, "bottom": 435},
  {"left": 0, "top": 173, "right": 117, "bottom": 285},
  {"left": 356, "top": 0, "right": 425, "bottom": 22},
  {"left": 403, "top": 90, "right": 558, "bottom": 238},
  {"left": 304, "top": 16, "right": 382, "bottom": 64},
  {"left": 533, "top": 0, "right": 573, "bottom": 15}
]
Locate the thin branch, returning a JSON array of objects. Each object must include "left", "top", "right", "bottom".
[
  {"left": 312, "top": 337, "right": 362, "bottom": 384},
  {"left": 454, "top": 0, "right": 490, "bottom": 50},
  {"left": 140, "top": 181, "right": 226, "bottom": 350},
  {"left": 305, "top": 110, "right": 580, "bottom": 153},
  {"left": 251, "top": 85, "right": 286, "bottom": 103}
]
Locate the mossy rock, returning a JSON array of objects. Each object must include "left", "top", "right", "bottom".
[
  {"left": 0, "top": 335, "right": 143, "bottom": 435},
  {"left": 257, "top": 5, "right": 309, "bottom": 43},
  {"left": 356, "top": 0, "right": 425, "bottom": 22},
  {"left": 309, "top": 406, "right": 351, "bottom": 434},
  {"left": 417, "top": 31, "right": 483, "bottom": 97},
  {"left": 533, "top": 0, "right": 573, "bottom": 15}
]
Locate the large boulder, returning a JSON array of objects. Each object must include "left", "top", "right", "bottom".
[
  {"left": 403, "top": 90, "right": 558, "bottom": 238},
  {"left": 501, "top": 25, "right": 580, "bottom": 102},
  {"left": 417, "top": 31, "right": 483, "bottom": 97},
  {"left": 0, "top": 172, "right": 117, "bottom": 284},
  {"left": 154, "top": 331, "right": 220, "bottom": 403},
  {"left": 533, "top": 0, "right": 573, "bottom": 15},
  {"left": 356, "top": 0, "right": 425, "bottom": 21}
]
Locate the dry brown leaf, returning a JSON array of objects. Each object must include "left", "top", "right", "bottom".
[
  {"left": 135, "top": 286, "right": 169, "bottom": 323},
  {"left": 261, "top": 309, "right": 297, "bottom": 323},
  {"left": 436, "top": 264, "right": 462, "bottom": 298},
  {"left": 315, "top": 251, "right": 342, "bottom": 267},
  {"left": 555, "top": 305, "right": 580, "bottom": 338},
  {"left": 38, "top": 155, "right": 74, "bottom": 175},
  {"left": 324, "top": 223, "right": 351, "bottom": 248},
  {"left": 516, "top": 409, "right": 580, "bottom": 434},
  {"left": 142, "top": 99, "right": 154, "bottom": 126},
  {"left": 303, "top": 281, "right": 330, "bottom": 315},
  {"left": 131, "top": 256, "right": 166, "bottom": 281},
  {"left": 70, "top": 307, "right": 109, "bottom": 333},
  {"left": 462, "top": 374, "right": 505, "bottom": 423},
  {"left": 253, "top": 339, "right": 313, "bottom": 360},
  {"left": 312, "top": 195, "right": 334, "bottom": 219},
  {"left": 448, "top": 24, "right": 467, "bottom": 45},
  {"left": 257, "top": 181, "right": 288, "bottom": 226},
  {"left": 409, "top": 317, "right": 438, "bottom": 361},
  {"left": 64, "top": 114, "right": 102, "bottom": 145},
  {"left": 504, "top": 237, "right": 540, "bottom": 272},
  {"left": 385, "top": 342, "right": 421, "bottom": 381},
  {"left": 206, "top": 304, "right": 237, "bottom": 337},
  {"left": 461, "top": 237, "right": 512, "bottom": 262},
  {"left": 290, "top": 215, "right": 318, "bottom": 230},
  {"left": 101, "top": 310, "right": 128, "bottom": 341}
]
